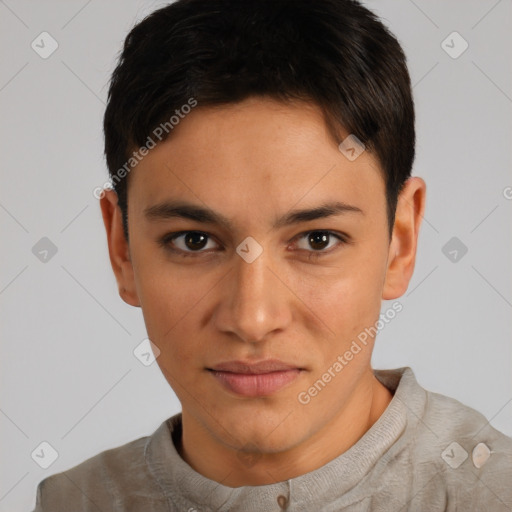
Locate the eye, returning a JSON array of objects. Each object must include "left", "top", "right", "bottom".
[
  {"left": 159, "top": 231, "right": 220, "bottom": 256},
  {"left": 292, "top": 230, "right": 348, "bottom": 256},
  {"left": 159, "top": 229, "right": 349, "bottom": 259}
]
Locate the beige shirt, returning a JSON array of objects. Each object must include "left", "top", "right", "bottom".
[{"left": 32, "top": 367, "right": 512, "bottom": 511}]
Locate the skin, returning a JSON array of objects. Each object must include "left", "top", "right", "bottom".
[{"left": 100, "top": 96, "right": 426, "bottom": 486}]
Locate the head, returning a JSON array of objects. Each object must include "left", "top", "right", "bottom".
[{"left": 100, "top": 0, "right": 425, "bottom": 462}]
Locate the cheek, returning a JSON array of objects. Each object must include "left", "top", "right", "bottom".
[
  {"left": 299, "top": 251, "right": 385, "bottom": 330},
  {"left": 134, "top": 265, "right": 204, "bottom": 368}
]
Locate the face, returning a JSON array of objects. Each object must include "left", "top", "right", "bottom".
[{"left": 102, "top": 97, "right": 420, "bottom": 457}]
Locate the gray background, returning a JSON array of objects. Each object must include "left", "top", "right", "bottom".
[{"left": 0, "top": 1, "right": 511, "bottom": 510}]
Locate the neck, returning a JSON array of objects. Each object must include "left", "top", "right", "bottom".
[{"left": 178, "top": 371, "right": 393, "bottom": 487}]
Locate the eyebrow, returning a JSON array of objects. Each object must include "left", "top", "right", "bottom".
[{"left": 144, "top": 200, "right": 363, "bottom": 230}]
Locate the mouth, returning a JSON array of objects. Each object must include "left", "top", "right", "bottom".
[{"left": 206, "top": 359, "right": 305, "bottom": 397}]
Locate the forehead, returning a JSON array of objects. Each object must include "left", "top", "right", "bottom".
[{"left": 127, "top": 97, "right": 386, "bottom": 226}]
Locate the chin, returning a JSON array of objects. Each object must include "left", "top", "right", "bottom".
[{"left": 217, "top": 418, "right": 301, "bottom": 454}]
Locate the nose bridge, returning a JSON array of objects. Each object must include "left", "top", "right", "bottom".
[{"left": 220, "top": 246, "right": 289, "bottom": 343}]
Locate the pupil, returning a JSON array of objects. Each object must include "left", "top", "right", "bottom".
[
  {"left": 185, "top": 232, "right": 207, "bottom": 250},
  {"left": 309, "top": 232, "right": 329, "bottom": 250}
]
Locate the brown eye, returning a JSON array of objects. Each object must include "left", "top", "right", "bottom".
[
  {"left": 182, "top": 232, "right": 208, "bottom": 250},
  {"left": 307, "top": 232, "right": 330, "bottom": 250},
  {"left": 294, "top": 230, "right": 345, "bottom": 253},
  {"left": 161, "top": 231, "right": 219, "bottom": 255}
]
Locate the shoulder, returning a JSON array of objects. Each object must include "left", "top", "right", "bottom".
[
  {"left": 378, "top": 367, "right": 512, "bottom": 456},
  {"left": 407, "top": 374, "right": 512, "bottom": 508},
  {"left": 421, "top": 386, "right": 512, "bottom": 461},
  {"left": 376, "top": 367, "right": 512, "bottom": 509},
  {"left": 32, "top": 421, "right": 171, "bottom": 511}
]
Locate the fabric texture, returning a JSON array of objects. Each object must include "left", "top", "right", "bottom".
[{"left": 32, "top": 367, "right": 512, "bottom": 511}]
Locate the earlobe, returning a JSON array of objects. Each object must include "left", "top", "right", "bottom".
[
  {"left": 99, "top": 189, "right": 141, "bottom": 307},
  {"left": 382, "top": 177, "right": 426, "bottom": 300}
]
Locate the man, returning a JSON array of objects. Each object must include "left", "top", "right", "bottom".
[{"left": 33, "top": 0, "right": 512, "bottom": 510}]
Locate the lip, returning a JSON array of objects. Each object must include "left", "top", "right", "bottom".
[
  {"left": 209, "top": 359, "right": 301, "bottom": 374},
  {"left": 207, "top": 359, "right": 304, "bottom": 397}
]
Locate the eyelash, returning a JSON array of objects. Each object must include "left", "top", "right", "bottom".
[{"left": 158, "top": 230, "right": 350, "bottom": 259}]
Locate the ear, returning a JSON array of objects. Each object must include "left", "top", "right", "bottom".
[
  {"left": 99, "top": 189, "right": 141, "bottom": 307},
  {"left": 382, "top": 177, "right": 426, "bottom": 300}
]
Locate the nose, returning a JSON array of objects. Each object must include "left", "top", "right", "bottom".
[{"left": 213, "top": 246, "right": 292, "bottom": 344}]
